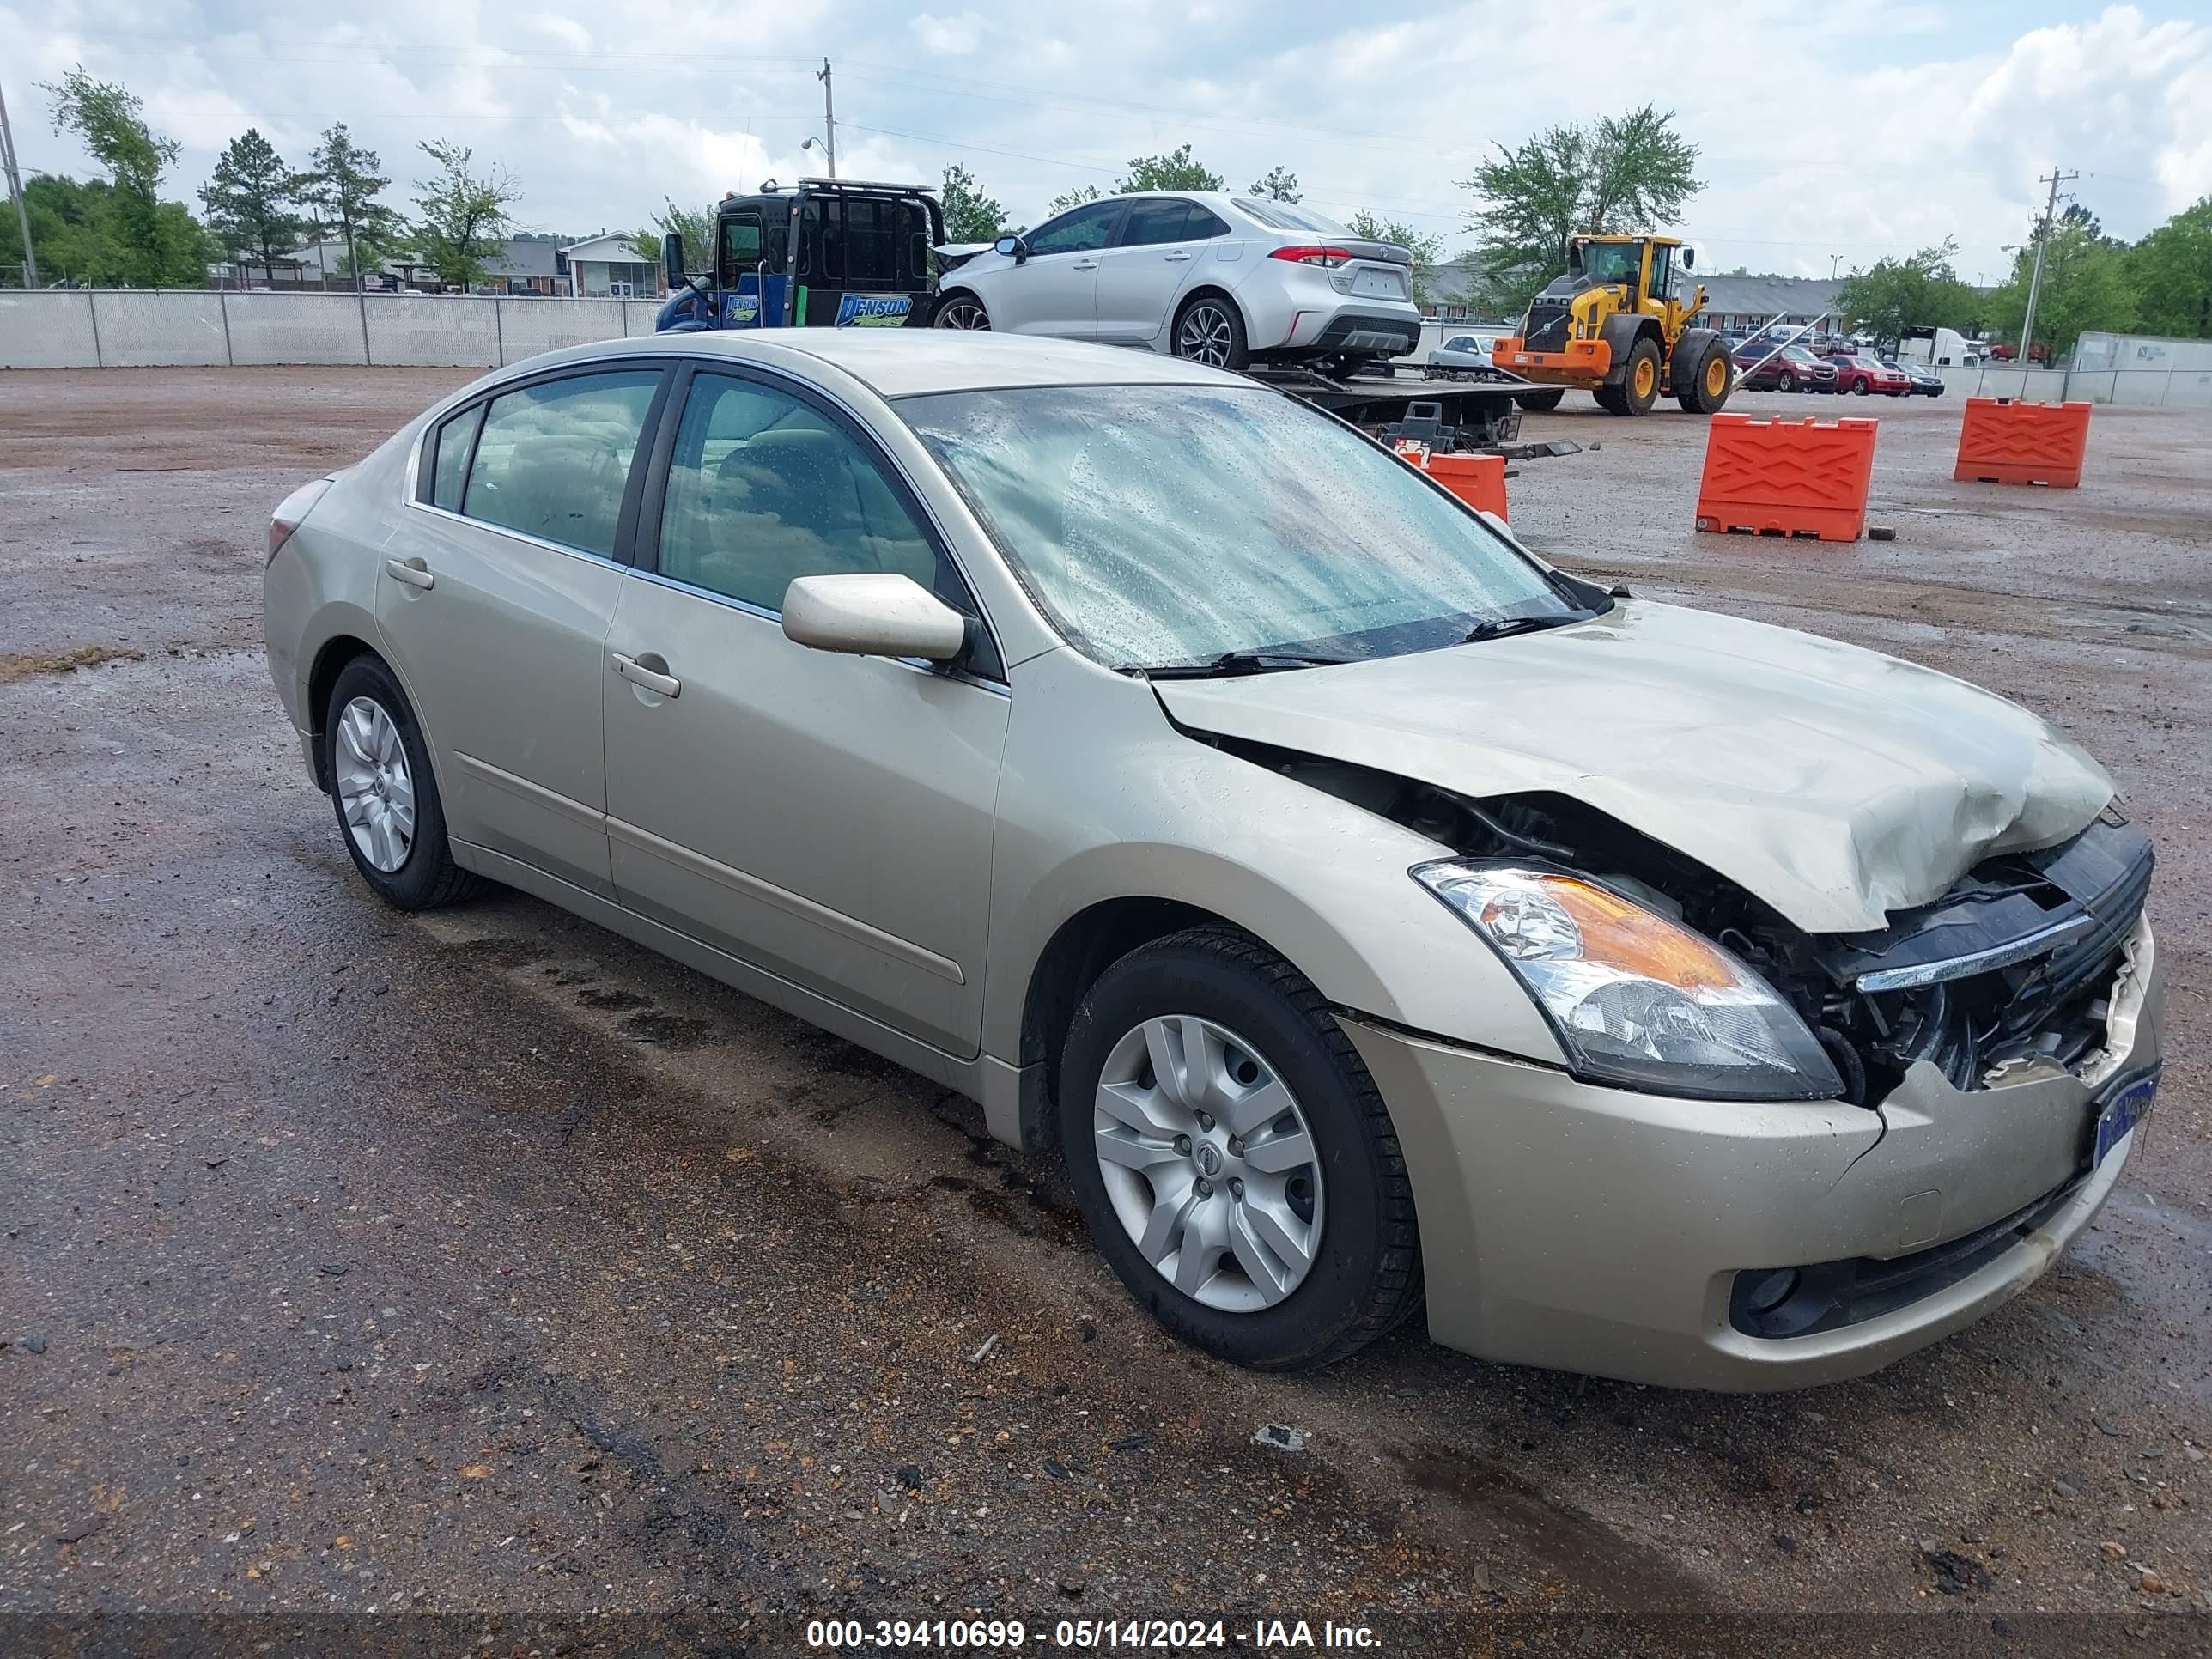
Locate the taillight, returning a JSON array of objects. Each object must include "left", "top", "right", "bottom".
[
  {"left": 267, "top": 477, "right": 332, "bottom": 564},
  {"left": 1268, "top": 244, "right": 1355, "bottom": 269}
]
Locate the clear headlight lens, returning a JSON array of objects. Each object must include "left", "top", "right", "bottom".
[{"left": 1414, "top": 862, "right": 1843, "bottom": 1101}]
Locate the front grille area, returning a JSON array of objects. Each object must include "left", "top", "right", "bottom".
[
  {"left": 1522, "top": 299, "right": 1572, "bottom": 353},
  {"left": 1810, "top": 817, "right": 2152, "bottom": 1095}
]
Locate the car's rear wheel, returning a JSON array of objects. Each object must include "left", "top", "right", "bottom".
[
  {"left": 1057, "top": 927, "right": 1422, "bottom": 1371},
  {"left": 1173, "top": 295, "right": 1249, "bottom": 370},
  {"left": 1514, "top": 387, "right": 1566, "bottom": 411},
  {"left": 324, "top": 654, "right": 483, "bottom": 910},
  {"left": 933, "top": 293, "right": 989, "bottom": 330}
]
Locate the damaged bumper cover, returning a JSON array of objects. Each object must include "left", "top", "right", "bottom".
[{"left": 1340, "top": 916, "right": 2161, "bottom": 1390}]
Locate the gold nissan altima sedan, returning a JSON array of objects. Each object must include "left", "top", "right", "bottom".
[{"left": 263, "top": 331, "right": 2162, "bottom": 1389}]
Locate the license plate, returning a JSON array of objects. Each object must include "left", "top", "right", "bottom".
[
  {"left": 2093, "top": 1071, "right": 2159, "bottom": 1168},
  {"left": 1352, "top": 269, "right": 1403, "bottom": 299}
]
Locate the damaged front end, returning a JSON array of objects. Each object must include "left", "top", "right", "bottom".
[{"left": 1231, "top": 740, "right": 2153, "bottom": 1110}]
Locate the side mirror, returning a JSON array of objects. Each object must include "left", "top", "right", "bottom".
[
  {"left": 1680, "top": 246, "right": 1695, "bottom": 270},
  {"left": 662, "top": 232, "right": 685, "bottom": 289},
  {"left": 781, "top": 574, "right": 968, "bottom": 663},
  {"left": 995, "top": 234, "right": 1026, "bottom": 264}
]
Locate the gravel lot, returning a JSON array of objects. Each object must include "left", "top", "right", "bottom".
[{"left": 2, "top": 368, "right": 2207, "bottom": 1654}]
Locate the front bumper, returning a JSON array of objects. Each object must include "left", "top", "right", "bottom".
[{"left": 1341, "top": 917, "right": 2162, "bottom": 1390}]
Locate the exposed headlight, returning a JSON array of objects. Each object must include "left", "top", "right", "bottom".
[{"left": 1413, "top": 862, "right": 1843, "bottom": 1101}]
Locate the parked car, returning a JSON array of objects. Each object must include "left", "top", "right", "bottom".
[
  {"left": 1733, "top": 343, "right": 1838, "bottom": 393},
  {"left": 1428, "top": 332, "right": 1497, "bottom": 371},
  {"left": 1824, "top": 354, "right": 1911, "bottom": 396},
  {"left": 264, "top": 331, "right": 2161, "bottom": 1391},
  {"left": 932, "top": 192, "right": 1420, "bottom": 374},
  {"left": 1884, "top": 357, "right": 1946, "bottom": 397}
]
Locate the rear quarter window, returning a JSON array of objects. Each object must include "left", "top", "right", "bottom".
[{"left": 428, "top": 405, "right": 483, "bottom": 511}]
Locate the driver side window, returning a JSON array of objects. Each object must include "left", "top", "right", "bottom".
[{"left": 1024, "top": 200, "right": 1122, "bottom": 257}]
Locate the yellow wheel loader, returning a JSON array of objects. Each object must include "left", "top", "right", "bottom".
[{"left": 1492, "top": 234, "right": 1733, "bottom": 416}]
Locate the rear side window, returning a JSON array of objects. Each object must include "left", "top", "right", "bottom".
[
  {"left": 428, "top": 405, "right": 482, "bottom": 511},
  {"left": 460, "top": 370, "right": 661, "bottom": 557},
  {"left": 1119, "top": 200, "right": 1195, "bottom": 247}
]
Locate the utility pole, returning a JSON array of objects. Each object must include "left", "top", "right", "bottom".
[
  {"left": 1829, "top": 253, "right": 1843, "bottom": 279},
  {"left": 0, "top": 81, "right": 36, "bottom": 289},
  {"left": 2018, "top": 165, "right": 2077, "bottom": 365},
  {"left": 817, "top": 58, "right": 837, "bottom": 179}
]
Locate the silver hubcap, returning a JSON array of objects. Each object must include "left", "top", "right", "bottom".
[
  {"left": 1176, "top": 303, "right": 1234, "bottom": 367},
  {"left": 935, "top": 299, "right": 988, "bottom": 330},
  {"left": 1093, "top": 1015, "right": 1324, "bottom": 1312},
  {"left": 334, "top": 696, "right": 415, "bottom": 873}
]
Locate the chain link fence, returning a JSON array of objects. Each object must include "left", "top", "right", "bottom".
[{"left": 0, "top": 290, "right": 668, "bottom": 372}]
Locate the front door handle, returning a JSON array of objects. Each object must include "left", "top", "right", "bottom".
[
  {"left": 1070, "top": 258, "right": 1099, "bottom": 270},
  {"left": 383, "top": 556, "right": 434, "bottom": 591},
  {"left": 612, "top": 651, "right": 681, "bottom": 699}
]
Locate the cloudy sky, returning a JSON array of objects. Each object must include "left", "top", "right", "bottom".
[{"left": 9, "top": 2, "right": 2211, "bottom": 281}]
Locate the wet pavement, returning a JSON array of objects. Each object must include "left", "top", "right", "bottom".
[{"left": 1, "top": 369, "right": 2207, "bottom": 1652}]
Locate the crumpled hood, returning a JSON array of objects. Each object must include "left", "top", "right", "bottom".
[{"left": 1154, "top": 600, "right": 2113, "bottom": 934}]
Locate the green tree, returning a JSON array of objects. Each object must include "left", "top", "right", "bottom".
[
  {"left": 2127, "top": 197, "right": 2212, "bottom": 338},
  {"left": 630, "top": 228, "right": 663, "bottom": 269},
  {"left": 305, "top": 124, "right": 402, "bottom": 284},
  {"left": 409, "top": 140, "right": 520, "bottom": 289},
  {"left": 1834, "top": 238, "right": 1978, "bottom": 349},
  {"left": 1461, "top": 104, "right": 1702, "bottom": 316},
  {"left": 39, "top": 65, "right": 207, "bottom": 287},
  {"left": 653, "top": 199, "right": 715, "bottom": 272},
  {"left": 200, "top": 128, "right": 311, "bottom": 286},
  {"left": 940, "top": 163, "right": 1008, "bottom": 242},
  {"left": 1118, "top": 143, "right": 1222, "bottom": 193},
  {"left": 1347, "top": 210, "right": 1445, "bottom": 309},
  {"left": 1248, "top": 167, "right": 1301, "bottom": 203},
  {"left": 1988, "top": 218, "right": 2136, "bottom": 360},
  {"left": 1045, "top": 183, "right": 1104, "bottom": 216}
]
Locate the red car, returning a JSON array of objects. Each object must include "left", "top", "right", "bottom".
[{"left": 1824, "top": 354, "right": 1911, "bottom": 397}]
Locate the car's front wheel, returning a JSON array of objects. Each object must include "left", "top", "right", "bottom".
[
  {"left": 324, "top": 654, "right": 483, "bottom": 910},
  {"left": 1778, "top": 368, "right": 1799, "bottom": 392},
  {"left": 1057, "top": 927, "right": 1422, "bottom": 1370},
  {"left": 1172, "top": 295, "right": 1249, "bottom": 370},
  {"left": 1850, "top": 379, "right": 1869, "bottom": 395},
  {"left": 933, "top": 293, "right": 990, "bottom": 330}
]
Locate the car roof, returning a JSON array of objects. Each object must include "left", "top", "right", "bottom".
[{"left": 532, "top": 328, "right": 1250, "bottom": 399}]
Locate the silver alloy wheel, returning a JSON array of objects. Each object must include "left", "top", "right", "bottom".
[
  {"left": 1092, "top": 1014, "right": 1325, "bottom": 1313},
  {"left": 934, "top": 297, "right": 989, "bottom": 330},
  {"left": 333, "top": 695, "right": 416, "bottom": 873},
  {"left": 1176, "top": 301, "right": 1235, "bottom": 367}
]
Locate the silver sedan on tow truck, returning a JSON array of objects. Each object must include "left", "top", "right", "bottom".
[{"left": 264, "top": 330, "right": 2162, "bottom": 1389}]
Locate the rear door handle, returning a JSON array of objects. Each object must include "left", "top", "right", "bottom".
[
  {"left": 611, "top": 652, "right": 680, "bottom": 699},
  {"left": 1163, "top": 250, "right": 1194, "bottom": 262},
  {"left": 383, "top": 556, "right": 434, "bottom": 591}
]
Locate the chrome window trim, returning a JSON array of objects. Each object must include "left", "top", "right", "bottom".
[{"left": 404, "top": 498, "right": 626, "bottom": 570}]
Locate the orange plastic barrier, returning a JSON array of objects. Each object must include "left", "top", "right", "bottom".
[
  {"left": 1693, "top": 413, "right": 1878, "bottom": 543},
  {"left": 1423, "top": 452, "right": 1509, "bottom": 520},
  {"left": 1954, "top": 397, "right": 2091, "bottom": 488}
]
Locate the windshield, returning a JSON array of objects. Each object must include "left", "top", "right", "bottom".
[
  {"left": 1783, "top": 346, "right": 1820, "bottom": 362},
  {"left": 1582, "top": 243, "right": 1640, "bottom": 283},
  {"left": 1231, "top": 198, "right": 1355, "bottom": 237},
  {"left": 898, "top": 386, "right": 1578, "bottom": 672}
]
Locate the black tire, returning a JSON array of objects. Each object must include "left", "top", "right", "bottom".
[
  {"left": 1593, "top": 384, "right": 1628, "bottom": 415},
  {"left": 1172, "top": 293, "right": 1249, "bottom": 371},
  {"left": 1056, "top": 927, "right": 1423, "bottom": 1371},
  {"left": 1670, "top": 331, "right": 1732, "bottom": 414},
  {"left": 1613, "top": 336, "right": 1662, "bottom": 415},
  {"left": 1513, "top": 387, "right": 1566, "bottom": 411},
  {"left": 932, "top": 291, "right": 990, "bottom": 331},
  {"left": 1778, "top": 368, "right": 1799, "bottom": 392},
  {"left": 1850, "top": 379, "right": 1869, "bottom": 395},
  {"left": 323, "top": 654, "right": 484, "bottom": 910}
]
